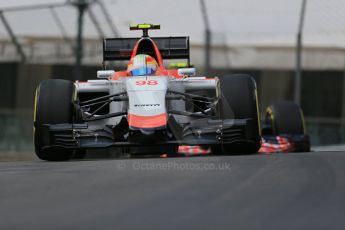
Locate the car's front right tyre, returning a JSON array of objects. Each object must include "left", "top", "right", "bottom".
[{"left": 34, "top": 79, "right": 75, "bottom": 161}]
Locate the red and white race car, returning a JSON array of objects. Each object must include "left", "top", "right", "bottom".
[{"left": 33, "top": 24, "right": 308, "bottom": 161}]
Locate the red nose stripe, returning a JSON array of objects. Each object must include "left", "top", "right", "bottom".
[{"left": 128, "top": 113, "right": 167, "bottom": 128}]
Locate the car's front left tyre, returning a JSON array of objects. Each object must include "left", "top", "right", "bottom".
[{"left": 212, "top": 74, "right": 261, "bottom": 155}]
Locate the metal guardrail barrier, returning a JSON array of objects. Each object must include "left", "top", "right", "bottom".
[
  {"left": 305, "top": 117, "right": 345, "bottom": 146},
  {"left": 0, "top": 109, "right": 33, "bottom": 151}
]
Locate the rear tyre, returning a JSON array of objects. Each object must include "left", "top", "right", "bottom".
[
  {"left": 34, "top": 79, "right": 75, "bottom": 161},
  {"left": 212, "top": 74, "right": 261, "bottom": 155},
  {"left": 264, "top": 101, "right": 305, "bottom": 135}
]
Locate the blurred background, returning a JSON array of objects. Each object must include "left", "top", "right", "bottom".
[{"left": 1, "top": 0, "right": 344, "bottom": 158}]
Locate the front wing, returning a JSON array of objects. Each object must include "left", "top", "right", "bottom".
[{"left": 39, "top": 118, "right": 257, "bottom": 151}]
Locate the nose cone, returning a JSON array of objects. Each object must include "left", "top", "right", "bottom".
[{"left": 128, "top": 113, "right": 167, "bottom": 129}]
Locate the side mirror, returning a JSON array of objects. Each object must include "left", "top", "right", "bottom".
[
  {"left": 97, "top": 70, "right": 115, "bottom": 79},
  {"left": 178, "top": 68, "right": 196, "bottom": 76}
]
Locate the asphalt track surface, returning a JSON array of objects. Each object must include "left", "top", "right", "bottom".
[{"left": 0, "top": 151, "right": 345, "bottom": 230}]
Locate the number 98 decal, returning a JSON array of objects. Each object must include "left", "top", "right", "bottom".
[{"left": 135, "top": 80, "right": 158, "bottom": 86}]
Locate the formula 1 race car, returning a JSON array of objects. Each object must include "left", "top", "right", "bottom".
[
  {"left": 34, "top": 24, "right": 263, "bottom": 160},
  {"left": 259, "top": 101, "right": 310, "bottom": 153}
]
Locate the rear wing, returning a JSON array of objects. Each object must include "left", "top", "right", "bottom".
[{"left": 103, "top": 36, "right": 190, "bottom": 62}]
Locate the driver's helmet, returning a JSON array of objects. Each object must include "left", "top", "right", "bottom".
[{"left": 127, "top": 54, "right": 158, "bottom": 76}]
